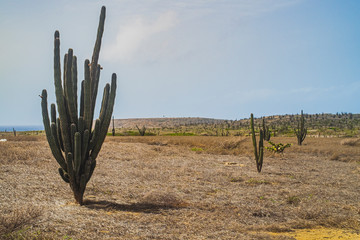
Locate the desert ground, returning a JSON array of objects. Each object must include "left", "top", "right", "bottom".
[{"left": 1, "top": 135, "right": 360, "bottom": 239}]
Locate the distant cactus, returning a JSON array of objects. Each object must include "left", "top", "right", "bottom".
[
  {"left": 250, "top": 114, "right": 264, "bottom": 173},
  {"left": 112, "top": 116, "right": 115, "bottom": 136},
  {"left": 136, "top": 125, "right": 147, "bottom": 136},
  {"left": 262, "top": 118, "right": 271, "bottom": 141},
  {"left": 295, "top": 110, "right": 307, "bottom": 145},
  {"left": 40, "top": 6, "right": 116, "bottom": 205}
]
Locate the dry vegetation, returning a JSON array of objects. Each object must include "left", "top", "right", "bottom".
[{"left": 0, "top": 135, "right": 360, "bottom": 239}]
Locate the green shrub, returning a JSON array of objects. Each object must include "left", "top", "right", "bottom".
[{"left": 265, "top": 141, "right": 291, "bottom": 154}]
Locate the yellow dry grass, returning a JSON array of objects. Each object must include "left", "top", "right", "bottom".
[
  {"left": 0, "top": 135, "right": 359, "bottom": 239},
  {"left": 268, "top": 227, "right": 359, "bottom": 239}
]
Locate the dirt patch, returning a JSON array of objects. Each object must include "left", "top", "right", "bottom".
[{"left": 1, "top": 136, "right": 359, "bottom": 239}]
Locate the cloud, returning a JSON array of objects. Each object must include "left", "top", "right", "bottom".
[{"left": 103, "top": 11, "right": 178, "bottom": 62}]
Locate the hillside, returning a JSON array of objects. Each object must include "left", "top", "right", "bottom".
[
  {"left": 112, "top": 117, "right": 226, "bottom": 128},
  {"left": 111, "top": 113, "right": 360, "bottom": 137}
]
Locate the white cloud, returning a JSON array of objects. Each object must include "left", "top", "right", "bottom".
[{"left": 103, "top": 11, "right": 178, "bottom": 62}]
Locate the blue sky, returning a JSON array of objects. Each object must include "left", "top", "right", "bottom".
[{"left": 0, "top": 0, "right": 359, "bottom": 125}]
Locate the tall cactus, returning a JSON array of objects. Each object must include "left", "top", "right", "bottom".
[
  {"left": 250, "top": 114, "right": 264, "bottom": 173},
  {"left": 295, "top": 110, "right": 307, "bottom": 145},
  {"left": 41, "top": 6, "right": 116, "bottom": 205}
]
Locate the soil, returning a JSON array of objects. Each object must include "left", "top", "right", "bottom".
[{"left": 0, "top": 136, "right": 359, "bottom": 239}]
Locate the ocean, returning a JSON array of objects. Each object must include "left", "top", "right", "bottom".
[{"left": 0, "top": 125, "right": 44, "bottom": 132}]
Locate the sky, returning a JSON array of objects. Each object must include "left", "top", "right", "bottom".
[{"left": 0, "top": 0, "right": 359, "bottom": 125}]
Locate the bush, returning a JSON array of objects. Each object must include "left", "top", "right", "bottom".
[{"left": 265, "top": 141, "right": 291, "bottom": 154}]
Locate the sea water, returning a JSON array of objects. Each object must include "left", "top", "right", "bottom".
[{"left": 0, "top": 125, "right": 44, "bottom": 132}]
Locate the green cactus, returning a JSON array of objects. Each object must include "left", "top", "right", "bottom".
[
  {"left": 295, "top": 110, "right": 307, "bottom": 145},
  {"left": 136, "top": 125, "right": 147, "bottom": 136},
  {"left": 41, "top": 6, "right": 116, "bottom": 205},
  {"left": 250, "top": 113, "right": 264, "bottom": 173},
  {"left": 262, "top": 118, "right": 271, "bottom": 141},
  {"left": 112, "top": 116, "right": 115, "bottom": 136}
]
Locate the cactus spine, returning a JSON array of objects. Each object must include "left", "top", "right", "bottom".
[
  {"left": 250, "top": 114, "right": 264, "bottom": 173},
  {"left": 295, "top": 110, "right": 307, "bottom": 146},
  {"left": 41, "top": 6, "right": 116, "bottom": 205}
]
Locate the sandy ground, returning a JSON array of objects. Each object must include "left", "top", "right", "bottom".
[{"left": 0, "top": 136, "right": 359, "bottom": 239}]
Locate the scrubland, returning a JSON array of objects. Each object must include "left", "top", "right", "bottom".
[{"left": 0, "top": 135, "right": 360, "bottom": 239}]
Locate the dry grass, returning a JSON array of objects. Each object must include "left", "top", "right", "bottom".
[
  {"left": 0, "top": 206, "right": 42, "bottom": 236},
  {"left": 0, "top": 135, "right": 360, "bottom": 239},
  {"left": 340, "top": 138, "right": 360, "bottom": 146},
  {"left": 109, "top": 135, "right": 360, "bottom": 162}
]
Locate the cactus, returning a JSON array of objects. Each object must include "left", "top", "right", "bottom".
[
  {"left": 40, "top": 6, "right": 116, "bottom": 205},
  {"left": 250, "top": 113, "right": 264, "bottom": 173},
  {"left": 295, "top": 110, "right": 307, "bottom": 145},
  {"left": 136, "top": 125, "right": 147, "bottom": 136},
  {"left": 112, "top": 116, "right": 115, "bottom": 136},
  {"left": 262, "top": 118, "right": 271, "bottom": 141}
]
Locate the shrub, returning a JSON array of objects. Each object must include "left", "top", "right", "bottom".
[{"left": 265, "top": 141, "right": 291, "bottom": 154}]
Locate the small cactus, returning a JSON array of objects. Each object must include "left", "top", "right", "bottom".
[
  {"left": 112, "top": 116, "right": 115, "bottom": 136},
  {"left": 295, "top": 110, "right": 307, "bottom": 145},
  {"left": 136, "top": 125, "right": 147, "bottom": 136},
  {"left": 262, "top": 118, "right": 271, "bottom": 141},
  {"left": 250, "top": 114, "right": 264, "bottom": 173},
  {"left": 41, "top": 6, "right": 116, "bottom": 205}
]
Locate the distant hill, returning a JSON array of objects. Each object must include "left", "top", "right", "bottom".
[
  {"left": 112, "top": 117, "right": 226, "bottom": 128},
  {"left": 111, "top": 113, "right": 360, "bottom": 135}
]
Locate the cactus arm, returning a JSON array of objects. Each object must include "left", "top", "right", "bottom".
[
  {"left": 79, "top": 174, "right": 87, "bottom": 197},
  {"left": 65, "top": 49, "right": 78, "bottom": 125},
  {"left": 51, "top": 123, "right": 61, "bottom": 154},
  {"left": 87, "top": 159, "right": 96, "bottom": 183},
  {"left": 51, "top": 104, "right": 56, "bottom": 124},
  {"left": 99, "top": 84, "right": 110, "bottom": 126},
  {"left": 73, "top": 132, "right": 82, "bottom": 176},
  {"left": 70, "top": 123, "right": 77, "bottom": 151},
  {"left": 54, "top": 31, "right": 71, "bottom": 154},
  {"left": 80, "top": 80, "right": 85, "bottom": 117},
  {"left": 262, "top": 118, "right": 271, "bottom": 141},
  {"left": 88, "top": 6, "right": 106, "bottom": 133},
  {"left": 78, "top": 116, "right": 84, "bottom": 136},
  {"left": 90, "top": 64, "right": 101, "bottom": 122},
  {"left": 89, "top": 119, "right": 100, "bottom": 150},
  {"left": 90, "top": 74, "right": 116, "bottom": 160},
  {"left": 81, "top": 129, "right": 90, "bottom": 165},
  {"left": 83, "top": 60, "right": 92, "bottom": 131},
  {"left": 66, "top": 152, "right": 75, "bottom": 189},
  {"left": 58, "top": 168, "right": 70, "bottom": 183},
  {"left": 56, "top": 117, "right": 64, "bottom": 151},
  {"left": 63, "top": 53, "right": 68, "bottom": 94},
  {"left": 72, "top": 55, "right": 78, "bottom": 115},
  {"left": 90, "top": 6, "right": 106, "bottom": 98},
  {"left": 41, "top": 89, "right": 67, "bottom": 170}
]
